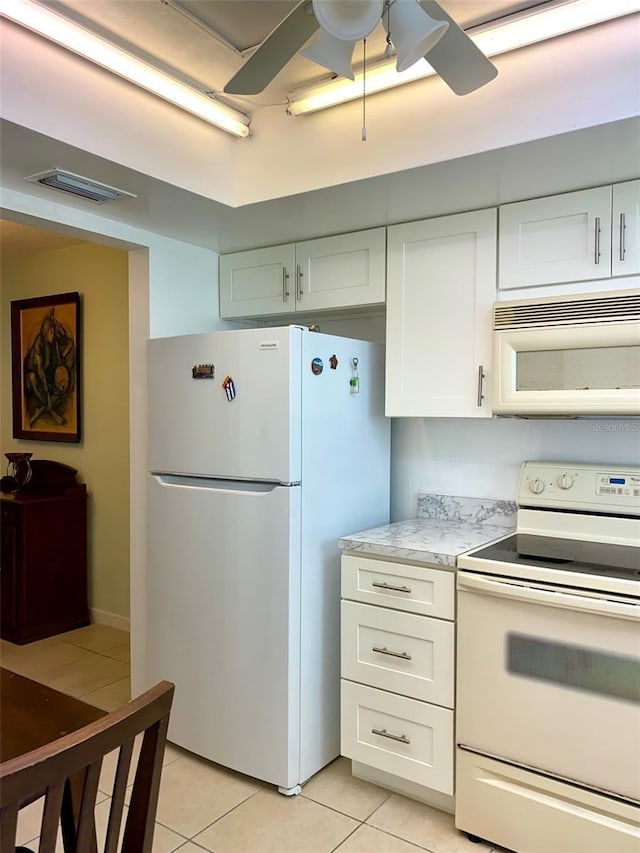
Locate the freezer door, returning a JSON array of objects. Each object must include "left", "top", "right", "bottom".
[
  {"left": 148, "top": 327, "right": 301, "bottom": 482},
  {"left": 146, "top": 474, "right": 301, "bottom": 789}
]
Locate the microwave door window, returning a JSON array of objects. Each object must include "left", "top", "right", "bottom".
[{"left": 515, "top": 345, "right": 640, "bottom": 392}]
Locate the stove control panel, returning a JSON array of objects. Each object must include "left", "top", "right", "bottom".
[
  {"left": 597, "top": 472, "right": 640, "bottom": 498},
  {"left": 519, "top": 462, "right": 640, "bottom": 515}
]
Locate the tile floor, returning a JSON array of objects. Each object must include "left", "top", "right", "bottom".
[{"left": 1, "top": 625, "right": 506, "bottom": 853}]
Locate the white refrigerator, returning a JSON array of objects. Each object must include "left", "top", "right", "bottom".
[{"left": 144, "top": 326, "right": 390, "bottom": 794}]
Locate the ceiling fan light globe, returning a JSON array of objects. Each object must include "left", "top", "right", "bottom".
[
  {"left": 384, "top": 0, "right": 449, "bottom": 73},
  {"left": 301, "top": 29, "right": 357, "bottom": 79},
  {"left": 312, "top": 0, "right": 384, "bottom": 41}
]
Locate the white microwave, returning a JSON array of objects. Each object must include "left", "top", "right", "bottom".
[{"left": 492, "top": 289, "right": 640, "bottom": 416}]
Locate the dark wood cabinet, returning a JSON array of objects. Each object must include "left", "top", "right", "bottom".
[{"left": 1, "top": 460, "right": 90, "bottom": 644}]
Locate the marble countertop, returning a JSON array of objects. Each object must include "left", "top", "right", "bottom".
[{"left": 339, "top": 493, "right": 516, "bottom": 567}]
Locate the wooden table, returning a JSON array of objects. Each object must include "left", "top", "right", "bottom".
[
  {"left": 1, "top": 668, "right": 105, "bottom": 762},
  {"left": 1, "top": 667, "right": 106, "bottom": 850}
]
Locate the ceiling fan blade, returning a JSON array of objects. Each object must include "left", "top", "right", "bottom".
[
  {"left": 418, "top": 0, "right": 498, "bottom": 95},
  {"left": 224, "top": 2, "right": 320, "bottom": 95}
]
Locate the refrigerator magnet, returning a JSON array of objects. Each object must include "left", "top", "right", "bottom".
[
  {"left": 192, "top": 364, "right": 215, "bottom": 379},
  {"left": 311, "top": 358, "right": 323, "bottom": 375},
  {"left": 222, "top": 376, "right": 236, "bottom": 401},
  {"left": 329, "top": 354, "right": 338, "bottom": 370}
]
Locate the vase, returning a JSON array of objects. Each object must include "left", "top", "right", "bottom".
[{"left": 4, "top": 452, "right": 34, "bottom": 491}]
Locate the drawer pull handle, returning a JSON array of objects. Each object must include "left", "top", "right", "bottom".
[
  {"left": 371, "top": 727, "right": 411, "bottom": 745},
  {"left": 296, "top": 264, "right": 303, "bottom": 301},
  {"left": 371, "top": 581, "right": 412, "bottom": 594},
  {"left": 372, "top": 646, "right": 412, "bottom": 661}
]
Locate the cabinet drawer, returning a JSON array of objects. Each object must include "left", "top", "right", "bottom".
[
  {"left": 341, "top": 554, "right": 454, "bottom": 619},
  {"left": 341, "top": 680, "right": 453, "bottom": 795},
  {"left": 341, "top": 601, "right": 454, "bottom": 706}
]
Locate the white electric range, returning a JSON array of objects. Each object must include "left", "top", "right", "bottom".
[{"left": 455, "top": 461, "right": 640, "bottom": 853}]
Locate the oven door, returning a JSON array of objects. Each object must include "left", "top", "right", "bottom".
[{"left": 456, "top": 570, "right": 640, "bottom": 802}]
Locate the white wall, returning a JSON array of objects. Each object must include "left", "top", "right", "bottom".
[{"left": 391, "top": 417, "right": 640, "bottom": 521}]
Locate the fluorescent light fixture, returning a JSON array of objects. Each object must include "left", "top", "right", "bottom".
[
  {"left": 0, "top": 0, "right": 251, "bottom": 138},
  {"left": 288, "top": 0, "right": 640, "bottom": 115}
]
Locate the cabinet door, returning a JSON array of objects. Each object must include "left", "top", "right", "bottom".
[
  {"left": 219, "top": 244, "right": 295, "bottom": 318},
  {"left": 499, "top": 186, "right": 612, "bottom": 289},
  {"left": 295, "top": 228, "right": 385, "bottom": 312},
  {"left": 386, "top": 209, "right": 496, "bottom": 417},
  {"left": 613, "top": 179, "right": 640, "bottom": 277}
]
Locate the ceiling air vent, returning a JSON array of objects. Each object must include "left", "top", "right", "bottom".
[{"left": 23, "top": 169, "right": 137, "bottom": 204}]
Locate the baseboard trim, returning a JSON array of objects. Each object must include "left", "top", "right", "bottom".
[{"left": 90, "top": 608, "right": 130, "bottom": 632}]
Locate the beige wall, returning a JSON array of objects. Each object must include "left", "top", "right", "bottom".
[{"left": 1, "top": 242, "right": 130, "bottom": 620}]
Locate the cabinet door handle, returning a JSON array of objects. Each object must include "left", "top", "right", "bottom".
[
  {"left": 296, "top": 264, "right": 303, "bottom": 301},
  {"left": 594, "top": 216, "right": 601, "bottom": 264},
  {"left": 477, "top": 365, "right": 485, "bottom": 407},
  {"left": 371, "top": 727, "right": 411, "bottom": 745},
  {"left": 282, "top": 268, "right": 290, "bottom": 302},
  {"left": 619, "top": 212, "right": 626, "bottom": 261},
  {"left": 372, "top": 645, "right": 412, "bottom": 661},
  {"left": 371, "top": 581, "right": 412, "bottom": 594}
]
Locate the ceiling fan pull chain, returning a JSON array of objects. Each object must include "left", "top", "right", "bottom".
[{"left": 362, "top": 37, "right": 367, "bottom": 142}]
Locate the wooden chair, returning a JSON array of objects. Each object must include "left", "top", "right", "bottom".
[{"left": 0, "top": 681, "right": 175, "bottom": 853}]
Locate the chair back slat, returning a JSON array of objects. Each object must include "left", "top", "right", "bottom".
[
  {"left": 121, "top": 716, "right": 169, "bottom": 853},
  {"left": 75, "top": 760, "right": 102, "bottom": 851},
  {"left": 104, "top": 739, "right": 135, "bottom": 853},
  {"left": 39, "top": 781, "right": 65, "bottom": 853},
  {"left": 0, "top": 681, "right": 175, "bottom": 853},
  {"left": 0, "top": 804, "right": 18, "bottom": 853}
]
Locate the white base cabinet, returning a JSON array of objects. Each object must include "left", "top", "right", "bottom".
[
  {"left": 340, "top": 554, "right": 456, "bottom": 801},
  {"left": 385, "top": 208, "right": 497, "bottom": 417},
  {"left": 219, "top": 228, "right": 385, "bottom": 319}
]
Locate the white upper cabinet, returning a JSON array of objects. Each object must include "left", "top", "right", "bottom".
[
  {"left": 499, "top": 186, "right": 613, "bottom": 290},
  {"left": 612, "top": 179, "right": 640, "bottom": 277},
  {"left": 219, "top": 228, "right": 385, "bottom": 319},
  {"left": 295, "top": 229, "right": 386, "bottom": 312},
  {"left": 386, "top": 208, "right": 497, "bottom": 418},
  {"left": 219, "top": 244, "right": 296, "bottom": 318}
]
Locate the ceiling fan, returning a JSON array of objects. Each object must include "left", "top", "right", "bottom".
[{"left": 224, "top": 0, "right": 498, "bottom": 97}]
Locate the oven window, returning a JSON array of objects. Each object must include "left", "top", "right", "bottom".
[
  {"left": 507, "top": 633, "right": 640, "bottom": 704},
  {"left": 515, "top": 346, "right": 640, "bottom": 391}
]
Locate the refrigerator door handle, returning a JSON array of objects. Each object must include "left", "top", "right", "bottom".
[{"left": 152, "top": 474, "right": 300, "bottom": 492}]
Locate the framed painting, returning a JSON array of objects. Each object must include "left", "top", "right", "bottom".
[{"left": 11, "top": 292, "right": 81, "bottom": 443}]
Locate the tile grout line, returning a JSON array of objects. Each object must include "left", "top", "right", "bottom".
[{"left": 184, "top": 786, "right": 265, "bottom": 842}]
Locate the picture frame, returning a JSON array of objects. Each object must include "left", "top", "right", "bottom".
[{"left": 11, "top": 292, "right": 81, "bottom": 443}]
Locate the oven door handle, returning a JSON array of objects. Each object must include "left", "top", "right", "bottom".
[{"left": 457, "top": 572, "right": 640, "bottom": 622}]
